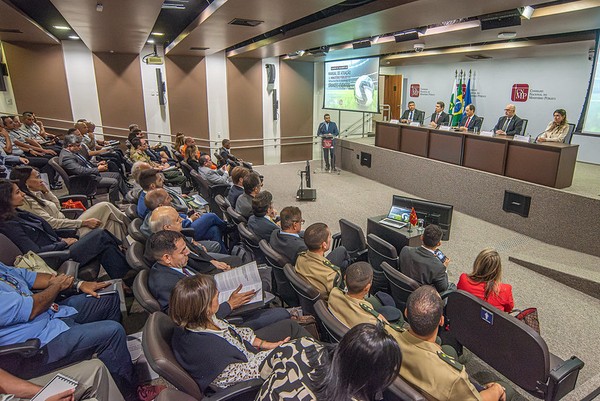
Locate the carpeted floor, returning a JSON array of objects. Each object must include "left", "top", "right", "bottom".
[{"left": 256, "top": 161, "right": 600, "bottom": 401}]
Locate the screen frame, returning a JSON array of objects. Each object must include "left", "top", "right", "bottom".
[
  {"left": 392, "top": 195, "right": 454, "bottom": 241},
  {"left": 322, "top": 55, "right": 381, "bottom": 114}
]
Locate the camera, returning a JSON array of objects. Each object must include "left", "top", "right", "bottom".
[{"left": 414, "top": 43, "right": 425, "bottom": 53}]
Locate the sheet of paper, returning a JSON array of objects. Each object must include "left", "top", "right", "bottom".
[
  {"left": 214, "top": 261, "right": 263, "bottom": 305},
  {"left": 31, "top": 373, "right": 78, "bottom": 401}
]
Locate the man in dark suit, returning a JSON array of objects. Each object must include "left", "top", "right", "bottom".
[
  {"left": 59, "top": 134, "right": 122, "bottom": 203},
  {"left": 316, "top": 113, "right": 339, "bottom": 172},
  {"left": 227, "top": 166, "right": 250, "bottom": 208},
  {"left": 146, "top": 230, "right": 289, "bottom": 330},
  {"left": 235, "top": 171, "right": 261, "bottom": 219},
  {"left": 248, "top": 190, "right": 278, "bottom": 242},
  {"left": 399, "top": 224, "right": 453, "bottom": 293},
  {"left": 428, "top": 101, "right": 450, "bottom": 128},
  {"left": 400, "top": 101, "right": 425, "bottom": 124},
  {"left": 270, "top": 206, "right": 307, "bottom": 265},
  {"left": 493, "top": 103, "right": 524, "bottom": 136},
  {"left": 459, "top": 104, "right": 483, "bottom": 132}
]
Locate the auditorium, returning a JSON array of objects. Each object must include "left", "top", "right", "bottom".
[{"left": 0, "top": 1, "right": 599, "bottom": 400}]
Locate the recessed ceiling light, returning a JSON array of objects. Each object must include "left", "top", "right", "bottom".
[
  {"left": 53, "top": 25, "right": 70, "bottom": 30},
  {"left": 147, "top": 39, "right": 155, "bottom": 44},
  {"left": 68, "top": 35, "right": 79, "bottom": 40},
  {"left": 151, "top": 32, "right": 165, "bottom": 36},
  {"left": 498, "top": 31, "right": 517, "bottom": 39}
]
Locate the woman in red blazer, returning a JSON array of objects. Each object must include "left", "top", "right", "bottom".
[{"left": 457, "top": 248, "right": 514, "bottom": 312}]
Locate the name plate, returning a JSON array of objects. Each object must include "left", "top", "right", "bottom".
[
  {"left": 389, "top": 119, "right": 399, "bottom": 124},
  {"left": 438, "top": 125, "right": 452, "bottom": 131},
  {"left": 480, "top": 131, "right": 495, "bottom": 137},
  {"left": 409, "top": 121, "right": 421, "bottom": 127},
  {"left": 513, "top": 135, "right": 531, "bottom": 143}
]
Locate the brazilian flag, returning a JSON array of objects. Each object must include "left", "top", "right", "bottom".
[{"left": 451, "top": 77, "right": 464, "bottom": 126}]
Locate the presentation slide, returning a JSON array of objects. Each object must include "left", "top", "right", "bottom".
[
  {"left": 324, "top": 57, "right": 380, "bottom": 113},
  {"left": 583, "top": 39, "right": 600, "bottom": 135}
]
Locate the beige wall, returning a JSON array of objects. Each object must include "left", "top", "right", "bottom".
[
  {"left": 280, "top": 60, "right": 314, "bottom": 162},
  {"left": 226, "top": 58, "right": 264, "bottom": 165}
]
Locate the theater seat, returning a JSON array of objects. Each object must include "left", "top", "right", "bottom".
[
  {"left": 132, "top": 269, "right": 160, "bottom": 314},
  {"left": 128, "top": 218, "right": 147, "bottom": 243},
  {"left": 313, "top": 299, "right": 347, "bottom": 343},
  {"left": 189, "top": 170, "right": 229, "bottom": 220},
  {"left": 367, "top": 233, "right": 398, "bottom": 294},
  {"left": 125, "top": 241, "right": 152, "bottom": 271},
  {"left": 226, "top": 206, "right": 247, "bottom": 225},
  {"left": 381, "top": 261, "right": 420, "bottom": 310},
  {"left": 142, "top": 312, "right": 262, "bottom": 401},
  {"left": 258, "top": 240, "right": 299, "bottom": 307},
  {"left": 339, "top": 218, "right": 368, "bottom": 261},
  {"left": 48, "top": 157, "right": 108, "bottom": 204},
  {"left": 214, "top": 194, "right": 231, "bottom": 217},
  {"left": 238, "top": 222, "right": 265, "bottom": 264},
  {"left": 283, "top": 263, "right": 321, "bottom": 317},
  {"left": 446, "top": 290, "right": 584, "bottom": 401}
]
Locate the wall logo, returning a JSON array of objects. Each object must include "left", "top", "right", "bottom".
[
  {"left": 511, "top": 84, "right": 529, "bottom": 102},
  {"left": 410, "top": 84, "right": 420, "bottom": 97}
]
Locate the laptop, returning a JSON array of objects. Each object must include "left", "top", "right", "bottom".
[{"left": 379, "top": 205, "right": 410, "bottom": 229}]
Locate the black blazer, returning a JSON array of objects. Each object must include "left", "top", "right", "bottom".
[
  {"left": 460, "top": 114, "right": 483, "bottom": 131},
  {"left": 269, "top": 229, "right": 306, "bottom": 265},
  {"left": 248, "top": 215, "right": 278, "bottom": 242},
  {"left": 227, "top": 185, "right": 244, "bottom": 208},
  {"left": 399, "top": 246, "right": 449, "bottom": 292},
  {"left": 400, "top": 109, "right": 425, "bottom": 124},
  {"left": 493, "top": 115, "right": 524, "bottom": 136},
  {"left": 430, "top": 111, "right": 450, "bottom": 126},
  {"left": 0, "top": 209, "right": 68, "bottom": 253}
]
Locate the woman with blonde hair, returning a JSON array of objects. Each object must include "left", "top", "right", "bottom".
[
  {"left": 183, "top": 144, "right": 200, "bottom": 171},
  {"left": 174, "top": 132, "right": 185, "bottom": 153},
  {"left": 457, "top": 248, "right": 514, "bottom": 312}
]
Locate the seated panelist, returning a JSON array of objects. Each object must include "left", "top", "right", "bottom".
[
  {"left": 429, "top": 101, "right": 450, "bottom": 128},
  {"left": 537, "top": 109, "right": 569, "bottom": 143},
  {"left": 400, "top": 101, "right": 425, "bottom": 124},
  {"left": 493, "top": 104, "right": 524, "bottom": 136},
  {"left": 459, "top": 104, "right": 482, "bottom": 132}
]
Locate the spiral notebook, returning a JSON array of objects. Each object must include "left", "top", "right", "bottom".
[{"left": 31, "top": 373, "right": 78, "bottom": 400}]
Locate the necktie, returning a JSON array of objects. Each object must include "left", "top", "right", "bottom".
[
  {"left": 75, "top": 152, "right": 93, "bottom": 168},
  {"left": 409, "top": 111, "right": 413, "bottom": 121},
  {"left": 182, "top": 267, "right": 194, "bottom": 277},
  {"left": 502, "top": 118, "right": 511, "bottom": 131},
  {"left": 436, "top": 113, "right": 440, "bottom": 123},
  {"left": 465, "top": 117, "right": 471, "bottom": 128}
]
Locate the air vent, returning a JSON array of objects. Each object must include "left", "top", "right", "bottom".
[
  {"left": 465, "top": 54, "right": 492, "bottom": 60},
  {"left": 190, "top": 47, "right": 209, "bottom": 51},
  {"left": 229, "top": 18, "right": 263, "bottom": 27},
  {"left": 0, "top": 28, "right": 23, "bottom": 33}
]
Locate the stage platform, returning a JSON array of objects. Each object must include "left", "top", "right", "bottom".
[{"left": 338, "top": 136, "right": 600, "bottom": 257}]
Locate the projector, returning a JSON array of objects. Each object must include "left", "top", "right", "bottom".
[{"left": 145, "top": 56, "right": 164, "bottom": 65}]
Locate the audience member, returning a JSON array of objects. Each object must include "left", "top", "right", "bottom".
[
  {"left": 0, "top": 360, "right": 124, "bottom": 401},
  {"left": 0, "top": 179, "right": 133, "bottom": 281},
  {"left": 146, "top": 230, "right": 288, "bottom": 329},
  {"left": 129, "top": 138, "right": 185, "bottom": 187},
  {"left": 493, "top": 104, "right": 524, "bottom": 136},
  {"left": 257, "top": 323, "right": 401, "bottom": 401},
  {"left": 269, "top": 206, "right": 306, "bottom": 264},
  {"left": 148, "top": 206, "right": 240, "bottom": 274},
  {"left": 397, "top": 286, "right": 511, "bottom": 401},
  {"left": 218, "top": 139, "right": 243, "bottom": 167},
  {"left": 12, "top": 165, "right": 130, "bottom": 243},
  {"left": 174, "top": 132, "right": 185, "bottom": 154},
  {"left": 295, "top": 222, "right": 351, "bottom": 300},
  {"left": 399, "top": 224, "right": 454, "bottom": 293},
  {"left": 135, "top": 166, "right": 190, "bottom": 217},
  {"left": 169, "top": 274, "right": 310, "bottom": 393},
  {"left": 59, "top": 134, "right": 123, "bottom": 203},
  {"left": 198, "top": 154, "right": 231, "bottom": 186},
  {"left": 457, "top": 248, "right": 514, "bottom": 312},
  {"left": 183, "top": 143, "right": 201, "bottom": 171},
  {"left": 180, "top": 137, "right": 200, "bottom": 160},
  {"left": 248, "top": 190, "right": 278, "bottom": 241},
  {"left": 235, "top": 171, "right": 261, "bottom": 218},
  {"left": 0, "top": 262, "right": 140, "bottom": 401},
  {"left": 429, "top": 101, "right": 450, "bottom": 128},
  {"left": 328, "top": 261, "right": 404, "bottom": 329},
  {"left": 227, "top": 166, "right": 249, "bottom": 207},
  {"left": 537, "top": 109, "right": 569, "bottom": 143}
]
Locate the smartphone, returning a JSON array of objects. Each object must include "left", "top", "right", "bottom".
[{"left": 434, "top": 249, "right": 447, "bottom": 263}]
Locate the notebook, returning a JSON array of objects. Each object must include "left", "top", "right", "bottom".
[
  {"left": 379, "top": 205, "right": 410, "bottom": 229},
  {"left": 31, "top": 373, "right": 78, "bottom": 401}
]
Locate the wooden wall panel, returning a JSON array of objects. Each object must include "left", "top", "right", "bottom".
[
  {"left": 226, "top": 58, "right": 263, "bottom": 165},
  {"left": 92, "top": 53, "right": 146, "bottom": 136},
  {"left": 3, "top": 43, "right": 73, "bottom": 129},
  {"left": 165, "top": 55, "right": 209, "bottom": 150},
  {"left": 280, "top": 60, "right": 314, "bottom": 162}
]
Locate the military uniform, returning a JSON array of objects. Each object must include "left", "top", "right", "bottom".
[
  {"left": 295, "top": 251, "right": 343, "bottom": 301},
  {"left": 397, "top": 330, "right": 482, "bottom": 401}
]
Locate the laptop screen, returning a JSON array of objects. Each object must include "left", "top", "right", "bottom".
[{"left": 387, "top": 205, "right": 411, "bottom": 223}]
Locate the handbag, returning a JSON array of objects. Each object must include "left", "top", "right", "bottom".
[
  {"left": 14, "top": 251, "right": 57, "bottom": 275},
  {"left": 512, "top": 308, "right": 541, "bottom": 334},
  {"left": 61, "top": 199, "right": 87, "bottom": 211}
]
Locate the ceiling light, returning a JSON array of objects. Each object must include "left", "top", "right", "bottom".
[
  {"left": 297, "top": 50, "right": 305, "bottom": 57},
  {"left": 151, "top": 32, "right": 165, "bottom": 36},
  {"left": 352, "top": 40, "right": 371, "bottom": 49},
  {"left": 96, "top": 3, "right": 103, "bottom": 12},
  {"left": 147, "top": 39, "right": 155, "bottom": 44},
  {"left": 53, "top": 25, "right": 70, "bottom": 30},
  {"left": 68, "top": 35, "right": 79, "bottom": 40},
  {"left": 498, "top": 32, "right": 517, "bottom": 39},
  {"left": 421, "top": 20, "right": 480, "bottom": 36},
  {"left": 394, "top": 31, "right": 419, "bottom": 42},
  {"left": 520, "top": 6, "right": 535, "bottom": 19}
]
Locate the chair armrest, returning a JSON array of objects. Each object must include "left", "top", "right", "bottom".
[
  {"left": 331, "top": 232, "right": 342, "bottom": 250},
  {"left": 55, "top": 228, "right": 79, "bottom": 238},
  {"left": 548, "top": 356, "right": 585, "bottom": 400},
  {"left": 56, "top": 260, "right": 80, "bottom": 277},
  {"left": 181, "top": 228, "right": 195, "bottom": 238},
  {"left": 207, "top": 378, "right": 263, "bottom": 401},
  {"left": 440, "top": 289, "right": 455, "bottom": 299},
  {"left": 61, "top": 208, "right": 84, "bottom": 219},
  {"left": 550, "top": 356, "right": 584, "bottom": 382},
  {"left": 58, "top": 194, "right": 89, "bottom": 208},
  {"left": 0, "top": 339, "right": 41, "bottom": 358},
  {"left": 38, "top": 251, "right": 71, "bottom": 269}
]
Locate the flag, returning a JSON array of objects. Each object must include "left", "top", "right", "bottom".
[
  {"left": 463, "top": 70, "right": 472, "bottom": 118},
  {"left": 451, "top": 72, "right": 464, "bottom": 126},
  {"left": 449, "top": 71, "right": 457, "bottom": 123},
  {"left": 409, "top": 207, "right": 418, "bottom": 226}
]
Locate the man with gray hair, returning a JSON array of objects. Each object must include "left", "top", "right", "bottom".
[
  {"left": 59, "top": 134, "right": 121, "bottom": 203},
  {"left": 198, "top": 154, "right": 231, "bottom": 186}
]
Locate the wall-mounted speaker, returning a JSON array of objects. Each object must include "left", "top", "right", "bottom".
[
  {"left": 503, "top": 191, "right": 531, "bottom": 217},
  {"left": 360, "top": 152, "right": 372, "bottom": 168},
  {"left": 265, "top": 63, "right": 276, "bottom": 84}
]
